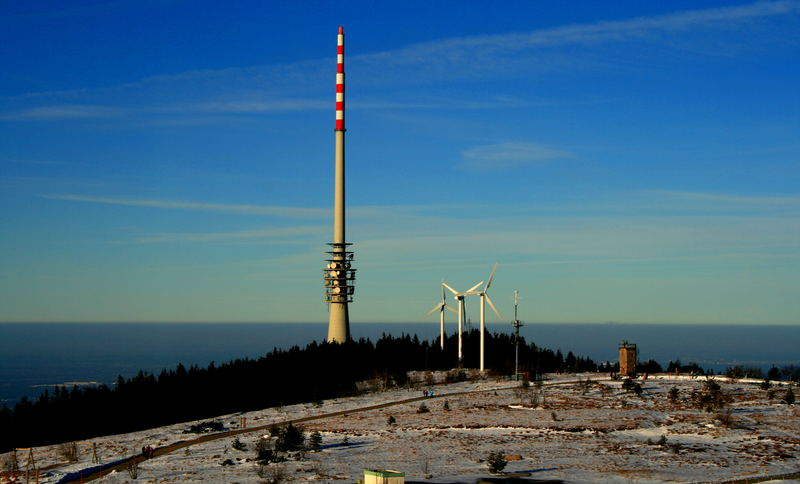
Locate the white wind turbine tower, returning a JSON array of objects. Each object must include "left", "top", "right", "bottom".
[
  {"left": 425, "top": 284, "right": 457, "bottom": 350},
  {"left": 466, "top": 263, "right": 503, "bottom": 372},
  {"left": 443, "top": 280, "right": 483, "bottom": 365}
]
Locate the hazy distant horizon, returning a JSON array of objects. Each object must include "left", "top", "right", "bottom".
[
  {"left": 3, "top": 320, "right": 799, "bottom": 326},
  {"left": 3, "top": 322, "right": 799, "bottom": 405}
]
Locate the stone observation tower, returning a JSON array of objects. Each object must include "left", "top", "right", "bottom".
[
  {"left": 619, "top": 340, "right": 637, "bottom": 377},
  {"left": 323, "top": 26, "right": 356, "bottom": 343}
]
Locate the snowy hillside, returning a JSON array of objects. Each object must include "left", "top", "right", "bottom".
[{"left": 2, "top": 374, "right": 799, "bottom": 483}]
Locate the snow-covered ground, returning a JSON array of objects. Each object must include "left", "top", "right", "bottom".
[{"left": 2, "top": 374, "right": 799, "bottom": 483}]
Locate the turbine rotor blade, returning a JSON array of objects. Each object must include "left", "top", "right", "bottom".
[
  {"left": 425, "top": 302, "right": 444, "bottom": 316},
  {"left": 445, "top": 305, "right": 457, "bottom": 313},
  {"left": 466, "top": 281, "right": 484, "bottom": 293},
  {"left": 442, "top": 282, "right": 459, "bottom": 296},
  {"left": 485, "top": 263, "right": 498, "bottom": 290},
  {"left": 486, "top": 294, "right": 503, "bottom": 321}
]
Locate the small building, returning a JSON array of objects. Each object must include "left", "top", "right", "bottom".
[
  {"left": 363, "top": 469, "right": 404, "bottom": 484},
  {"left": 619, "top": 340, "right": 637, "bottom": 377}
]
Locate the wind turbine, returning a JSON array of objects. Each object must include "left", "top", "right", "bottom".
[
  {"left": 443, "top": 280, "right": 483, "bottom": 365},
  {"left": 466, "top": 263, "right": 503, "bottom": 372},
  {"left": 425, "top": 284, "right": 457, "bottom": 350}
]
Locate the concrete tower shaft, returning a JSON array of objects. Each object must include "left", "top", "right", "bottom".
[{"left": 324, "top": 26, "right": 355, "bottom": 343}]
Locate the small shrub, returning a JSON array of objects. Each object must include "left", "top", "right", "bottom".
[
  {"left": 232, "top": 437, "right": 247, "bottom": 451},
  {"left": 760, "top": 379, "right": 772, "bottom": 390},
  {"left": 716, "top": 409, "right": 735, "bottom": 427},
  {"left": 274, "top": 423, "right": 305, "bottom": 452},
  {"left": 767, "top": 390, "right": 776, "bottom": 400},
  {"left": 486, "top": 451, "right": 507, "bottom": 474},
  {"left": 695, "top": 379, "right": 727, "bottom": 411},
  {"left": 443, "top": 400, "right": 450, "bottom": 411},
  {"left": 783, "top": 387, "right": 795, "bottom": 405},
  {"left": 668, "top": 387, "right": 680, "bottom": 403},
  {"left": 551, "top": 411, "right": 560, "bottom": 422},
  {"left": 126, "top": 459, "right": 139, "bottom": 479},
  {"left": 704, "top": 379, "right": 721, "bottom": 393},
  {"left": 657, "top": 435, "right": 668, "bottom": 447},
  {"left": 257, "top": 463, "right": 287, "bottom": 484},
  {"left": 309, "top": 431, "right": 322, "bottom": 452},
  {"left": 417, "top": 403, "right": 430, "bottom": 414},
  {"left": 256, "top": 438, "right": 277, "bottom": 462},
  {"left": 445, "top": 369, "right": 467, "bottom": 383},
  {"left": 621, "top": 379, "right": 635, "bottom": 393},
  {"left": 632, "top": 382, "right": 643, "bottom": 397},
  {"left": 387, "top": 415, "right": 396, "bottom": 425},
  {"left": 221, "top": 458, "right": 235, "bottom": 466},
  {"left": 186, "top": 421, "right": 224, "bottom": 434}
]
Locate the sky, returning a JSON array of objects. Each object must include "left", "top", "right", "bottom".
[{"left": 1, "top": 0, "right": 799, "bottom": 324}]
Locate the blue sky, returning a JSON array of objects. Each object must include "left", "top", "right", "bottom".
[{"left": 1, "top": 0, "right": 799, "bottom": 324}]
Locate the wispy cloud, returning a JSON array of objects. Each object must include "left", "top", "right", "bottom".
[
  {"left": 5, "top": 1, "right": 796, "bottom": 120},
  {"left": 0, "top": 105, "right": 120, "bottom": 121},
  {"left": 355, "top": 1, "right": 800, "bottom": 78},
  {"left": 42, "top": 194, "right": 328, "bottom": 219},
  {"left": 655, "top": 190, "right": 800, "bottom": 205},
  {"left": 156, "top": 99, "right": 329, "bottom": 114},
  {"left": 42, "top": 193, "right": 484, "bottom": 220},
  {"left": 135, "top": 226, "right": 324, "bottom": 243},
  {"left": 461, "top": 142, "right": 570, "bottom": 169},
  {"left": 2, "top": 158, "right": 86, "bottom": 166}
]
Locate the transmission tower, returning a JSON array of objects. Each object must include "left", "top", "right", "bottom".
[{"left": 512, "top": 290, "right": 524, "bottom": 381}]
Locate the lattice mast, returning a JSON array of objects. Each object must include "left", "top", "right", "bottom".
[
  {"left": 512, "top": 290, "right": 524, "bottom": 380},
  {"left": 324, "top": 26, "right": 355, "bottom": 343}
]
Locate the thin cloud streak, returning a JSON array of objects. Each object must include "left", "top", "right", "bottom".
[
  {"left": 656, "top": 190, "right": 800, "bottom": 205},
  {"left": 135, "top": 226, "right": 324, "bottom": 243},
  {"left": 461, "top": 142, "right": 570, "bottom": 169},
  {"left": 4, "top": 1, "right": 796, "bottom": 117},
  {"left": 43, "top": 194, "right": 329, "bottom": 218},
  {"left": 355, "top": 1, "right": 800, "bottom": 70},
  {"left": 41, "top": 194, "right": 479, "bottom": 220},
  {"left": 0, "top": 105, "right": 121, "bottom": 121}
]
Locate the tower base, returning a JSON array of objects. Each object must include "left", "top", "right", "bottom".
[{"left": 327, "top": 302, "right": 350, "bottom": 343}]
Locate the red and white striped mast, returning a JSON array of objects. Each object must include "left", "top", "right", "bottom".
[{"left": 324, "top": 26, "right": 355, "bottom": 343}]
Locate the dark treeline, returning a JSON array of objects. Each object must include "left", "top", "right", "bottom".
[
  {"left": 1, "top": 330, "right": 598, "bottom": 452},
  {"left": 3, "top": 329, "right": 797, "bottom": 453}
]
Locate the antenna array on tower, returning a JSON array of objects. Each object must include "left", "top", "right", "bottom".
[{"left": 323, "top": 242, "right": 356, "bottom": 303}]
